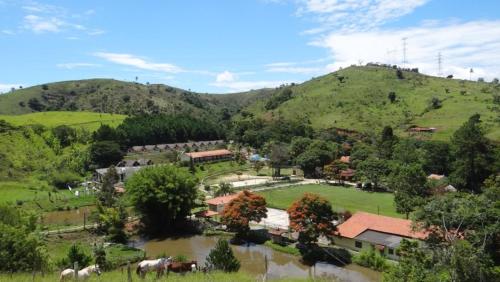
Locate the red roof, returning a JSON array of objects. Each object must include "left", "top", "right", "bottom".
[
  {"left": 340, "top": 168, "right": 355, "bottom": 177},
  {"left": 427, "top": 174, "right": 445, "bottom": 180},
  {"left": 186, "top": 149, "right": 232, "bottom": 159},
  {"left": 205, "top": 193, "right": 239, "bottom": 205},
  {"left": 195, "top": 210, "right": 219, "bottom": 217},
  {"left": 336, "top": 212, "right": 427, "bottom": 239}
]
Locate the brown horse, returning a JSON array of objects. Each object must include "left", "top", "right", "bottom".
[{"left": 157, "top": 261, "right": 198, "bottom": 277}]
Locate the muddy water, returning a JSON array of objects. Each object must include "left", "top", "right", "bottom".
[
  {"left": 41, "top": 206, "right": 95, "bottom": 226},
  {"left": 136, "top": 235, "right": 381, "bottom": 282}
]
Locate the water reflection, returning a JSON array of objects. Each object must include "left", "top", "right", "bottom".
[{"left": 135, "top": 235, "right": 381, "bottom": 282}]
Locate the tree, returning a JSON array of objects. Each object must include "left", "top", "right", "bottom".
[
  {"left": 65, "top": 244, "right": 92, "bottom": 269},
  {"left": 214, "top": 182, "right": 234, "bottom": 197},
  {"left": 295, "top": 140, "right": 338, "bottom": 177},
  {"left": 323, "top": 160, "right": 348, "bottom": 184},
  {"left": 350, "top": 142, "right": 376, "bottom": 169},
  {"left": 93, "top": 244, "right": 107, "bottom": 270},
  {"left": 28, "top": 98, "right": 45, "bottom": 111},
  {"left": 125, "top": 165, "right": 198, "bottom": 234},
  {"left": 287, "top": 193, "right": 336, "bottom": 245},
  {"left": 221, "top": 190, "right": 267, "bottom": 239},
  {"left": 89, "top": 141, "right": 124, "bottom": 168},
  {"left": 289, "top": 136, "right": 312, "bottom": 159},
  {"left": 357, "top": 157, "right": 389, "bottom": 190},
  {"left": 389, "top": 164, "right": 428, "bottom": 219},
  {"left": 205, "top": 239, "right": 240, "bottom": 272},
  {"left": 378, "top": 126, "right": 398, "bottom": 159},
  {"left": 268, "top": 142, "right": 289, "bottom": 177},
  {"left": 98, "top": 165, "right": 119, "bottom": 207},
  {"left": 421, "top": 140, "right": 451, "bottom": 175},
  {"left": 97, "top": 203, "right": 128, "bottom": 244},
  {"left": 450, "top": 114, "right": 493, "bottom": 193},
  {"left": 392, "top": 139, "right": 423, "bottom": 165},
  {"left": 92, "top": 124, "right": 119, "bottom": 142},
  {"left": 52, "top": 125, "right": 77, "bottom": 147},
  {"left": 396, "top": 69, "right": 404, "bottom": 79},
  {"left": 252, "top": 161, "right": 264, "bottom": 175},
  {"left": 388, "top": 91, "right": 396, "bottom": 103}
]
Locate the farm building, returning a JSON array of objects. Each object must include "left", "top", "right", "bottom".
[
  {"left": 127, "top": 140, "right": 225, "bottom": 153},
  {"left": 340, "top": 168, "right": 356, "bottom": 181},
  {"left": 196, "top": 193, "right": 239, "bottom": 218},
  {"left": 95, "top": 166, "right": 143, "bottom": 183},
  {"left": 339, "top": 156, "right": 350, "bottom": 164},
  {"left": 181, "top": 149, "right": 233, "bottom": 163},
  {"left": 333, "top": 212, "right": 427, "bottom": 260}
]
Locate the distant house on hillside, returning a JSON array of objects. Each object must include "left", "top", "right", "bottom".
[
  {"left": 181, "top": 149, "right": 233, "bottom": 163},
  {"left": 334, "top": 212, "right": 427, "bottom": 260},
  {"left": 340, "top": 168, "right": 356, "bottom": 181},
  {"left": 408, "top": 126, "right": 436, "bottom": 133}
]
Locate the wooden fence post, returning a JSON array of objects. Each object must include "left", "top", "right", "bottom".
[
  {"left": 127, "top": 261, "right": 132, "bottom": 282},
  {"left": 74, "top": 261, "right": 79, "bottom": 280}
]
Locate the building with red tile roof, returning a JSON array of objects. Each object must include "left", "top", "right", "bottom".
[
  {"left": 196, "top": 193, "right": 240, "bottom": 218},
  {"left": 181, "top": 149, "right": 233, "bottom": 163},
  {"left": 334, "top": 212, "right": 427, "bottom": 260},
  {"left": 339, "top": 156, "right": 350, "bottom": 164}
]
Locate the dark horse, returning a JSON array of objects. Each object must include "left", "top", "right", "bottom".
[{"left": 157, "top": 261, "right": 198, "bottom": 277}]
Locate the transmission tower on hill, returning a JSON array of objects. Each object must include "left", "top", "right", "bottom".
[
  {"left": 402, "top": 37, "right": 408, "bottom": 68},
  {"left": 437, "top": 52, "right": 443, "bottom": 77}
]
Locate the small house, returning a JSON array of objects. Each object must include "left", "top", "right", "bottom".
[
  {"left": 128, "top": 146, "right": 145, "bottom": 153},
  {"left": 196, "top": 193, "right": 240, "bottom": 219},
  {"left": 340, "top": 168, "right": 356, "bottom": 181},
  {"left": 339, "top": 156, "right": 350, "bottom": 164},
  {"left": 116, "top": 159, "right": 153, "bottom": 167},
  {"left": 334, "top": 212, "right": 427, "bottom": 260}
]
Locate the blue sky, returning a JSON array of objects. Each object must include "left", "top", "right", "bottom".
[{"left": 1, "top": 0, "right": 500, "bottom": 93}]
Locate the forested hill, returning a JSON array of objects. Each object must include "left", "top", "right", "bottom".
[
  {"left": 237, "top": 66, "right": 500, "bottom": 141},
  {"left": 0, "top": 78, "right": 273, "bottom": 121}
]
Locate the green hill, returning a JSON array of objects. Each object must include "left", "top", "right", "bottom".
[
  {"left": 238, "top": 66, "right": 500, "bottom": 141},
  {"left": 0, "top": 111, "right": 126, "bottom": 131},
  {"left": 0, "top": 79, "right": 271, "bottom": 121}
]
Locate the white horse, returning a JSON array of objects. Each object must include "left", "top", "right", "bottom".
[
  {"left": 59, "top": 265, "right": 101, "bottom": 281},
  {"left": 136, "top": 257, "right": 171, "bottom": 278}
]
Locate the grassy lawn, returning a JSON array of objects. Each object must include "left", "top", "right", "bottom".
[
  {"left": 195, "top": 161, "right": 249, "bottom": 182},
  {"left": 0, "top": 111, "right": 126, "bottom": 131},
  {"left": 259, "top": 184, "right": 402, "bottom": 218}
]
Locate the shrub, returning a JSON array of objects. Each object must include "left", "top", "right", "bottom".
[
  {"left": 353, "top": 247, "right": 389, "bottom": 271},
  {"left": 50, "top": 170, "right": 81, "bottom": 189},
  {"left": 388, "top": 92, "right": 396, "bottom": 103},
  {"left": 428, "top": 97, "right": 442, "bottom": 109},
  {"left": 396, "top": 69, "right": 404, "bottom": 79},
  {"left": 205, "top": 239, "right": 240, "bottom": 272},
  {"left": 58, "top": 244, "right": 92, "bottom": 269}
]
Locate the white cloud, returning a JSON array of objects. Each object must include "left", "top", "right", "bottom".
[
  {"left": 298, "top": 0, "right": 429, "bottom": 32},
  {"left": 265, "top": 57, "right": 331, "bottom": 74},
  {"left": 267, "top": 66, "right": 321, "bottom": 74},
  {"left": 216, "top": 71, "right": 236, "bottom": 83},
  {"left": 56, "top": 63, "right": 100, "bottom": 69},
  {"left": 211, "top": 70, "right": 291, "bottom": 91},
  {"left": 23, "top": 14, "right": 64, "bottom": 33},
  {"left": 94, "top": 52, "right": 183, "bottom": 73},
  {"left": 0, "top": 84, "right": 23, "bottom": 94},
  {"left": 1, "top": 29, "right": 15, "bottom": 35},
  {"left": 211, "top": 80, "right": 291, "bottom": 92},
  {"left": 315, "top": 20, "right": 500, "bottom": 80}
]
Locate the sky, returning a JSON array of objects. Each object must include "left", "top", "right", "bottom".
[{"left": 1, "top": 0, "right": 500, "bottom": 93}]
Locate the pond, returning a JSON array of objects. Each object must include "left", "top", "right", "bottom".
[
  {"left": 41, "top": 206, "right": 95, "bottom": 227},
  {"left": 132, "top": 235, "right": 381, "bottom": 282}
]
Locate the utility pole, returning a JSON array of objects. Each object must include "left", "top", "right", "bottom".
[
  {"left": 437, "top": 52, "right": 442, "bottom": 77},
  {"left": 402, "top": 37, "right": 408, "bottom": 68}
]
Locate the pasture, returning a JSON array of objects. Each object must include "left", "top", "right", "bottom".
[
  {"left": 0, "top": 111, "right": 126, "bottom": 131},
  {"left": 258, "top": 184, "right": 401, "bottom": 218}
]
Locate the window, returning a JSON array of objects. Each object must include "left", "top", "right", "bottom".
[
  {"left": 355, "top": 241, "right": 362, "bottom": 248},
  {"left": 388, "top": 248, "right": 394, "bottom": 255}
]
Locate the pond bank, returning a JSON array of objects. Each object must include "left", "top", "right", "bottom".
[{"left": 131, "top": 235, "right": 381, "bottom": 282}]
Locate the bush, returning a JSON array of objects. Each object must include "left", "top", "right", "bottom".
[
  {"left": 353, "top": 247, "right": 389, "bottom": 271},
  {"left": 50, "top": 170, "right": 81, "bottom": 189},
  {"left": 58, "top": 244, "right": 92, "bottom": 269},
  {"left": 205, "top": 239, "right": 240, "bottom": 272},
  {"left": 89, "top": 141, "right": 124, "bottom": 168},
  {"left": 396, "top": 69, "right": 404, "bottom": 79}
]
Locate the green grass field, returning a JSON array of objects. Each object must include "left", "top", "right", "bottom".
[
  {"left": 258, "top": 184, "right": 401, "bottom": 218},
  {"left": 0, "top": 111, "right": 126, "bottom": 131}
]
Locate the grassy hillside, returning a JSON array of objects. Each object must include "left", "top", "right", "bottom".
[
  {"left": 0, "top": 111, "right": 126, "bottom": 131},
  {"left": 0, "top": 79, "right": 270, "bottom": 121},
  {"left": 240, "top": 66, "right": 500, "bottom": 141}
]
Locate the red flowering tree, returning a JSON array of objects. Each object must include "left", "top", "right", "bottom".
[
  {"left": 287, "top": 193, "right": 337, "bottom": 245},
  {"left": 221, "top": 190, "right": 267, "bottom": 239}
]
